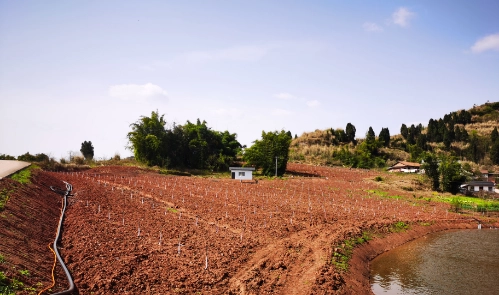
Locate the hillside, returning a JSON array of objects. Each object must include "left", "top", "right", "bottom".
[{"left": 290, "top": 102, "right": 499, "bottom": 172}]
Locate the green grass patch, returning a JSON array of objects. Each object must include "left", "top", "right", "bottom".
[
  {"left": 0, "top": 189, "right": 12, "bottom": 211},
  {"left": 0, "top": 253, "right": 5, "bottom": 263},
  {"left": 10, "top": 165, "right": 38, "bottom": 184},
  {"left": 332, "top": 231, "right": 372, "bottom": 272},
  {"left": 374, "top": 176, "right": 383, "bottom": 182},
  {"left": 167, "top": 207, "right": 178, "bottom": 213},
  {"left": 0, "top": 271, "right": 23, "bottom": 295},
  {"left": 18, "top": 270, "right": 29, "bottom": 276},
  {"left": 391, "top": 221, "right": 409, "bottom": 232},
  {"left": 367, "top": 189, "right": 403, "bottom": 200},
  {"left": 433, "top": 195, "right": 499, "bottom": 212},
  {"left": 419, "top": 221, "right": 433, "bottom": 226}
]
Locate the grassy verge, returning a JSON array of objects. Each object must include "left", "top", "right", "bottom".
[
  {"left": 9, "top": 165, "right": 38, "bottom": 185},
  {"left": 331, "top": 231, "right": 372, "bottom": 271},
  {"left": 431, "top": 194, "right": 499, "bottom": 212},
  {"left": 331, "top": 221, "right": 410, "bottom": 272},
  {"left": 366, "top": 189, "right": 403, "bottom": 200}
]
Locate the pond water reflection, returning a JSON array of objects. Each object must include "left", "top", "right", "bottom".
[{"left": 370, "top": 229, "right": 499, "bottom": 295}]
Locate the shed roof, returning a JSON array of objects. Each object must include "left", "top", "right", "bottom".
[
  {"left": 388, "top": 161, "right": 421, "bottom": 169},
  {"left": 466, "top": 181, "right": 495, "bottom": 186},
  {"left": 229, "top": 167, "right": 255, "bottom": 171}
]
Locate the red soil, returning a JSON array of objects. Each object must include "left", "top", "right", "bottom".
[
  {"left": 1, "top": 164, "right": 496, "bottom": 294},
  {"left": 0, "top": 171, "right": 69, "bottom": 294}
]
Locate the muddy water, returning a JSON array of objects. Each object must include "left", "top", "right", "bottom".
[{"left": 370, "top": 229, "right": 499, "bottom": 295}]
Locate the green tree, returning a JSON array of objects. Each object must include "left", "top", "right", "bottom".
[
  {"left": 0, "top": 154, "right": 16, "bottom": 160},
  {"left": 422, "top": 153, "right": 440, "bottom": 191},
  {"left": 355, "top": 140, "right": 383, "bottom": 168},
  {"left": 366, "top": 127, "right": 376, "bottom": 144},
  {"left": 491, "top": 127, "right": 498, "bottom": 143},
  {"left": 335, "top": 129, "right": 347, "bottom": 143},
  {"left": 80, "top": 141, "right": 94, "bottom": 161},
  {"left": 243, "top": 130, "right": 292, "bottom": 176},
  {"left": 127, "top": 111, "right": 242, "bottom": 170},
  {"left": 439, "top": 155, "right": 465, "bottom": 194},
  {"left": 345, "top": 123, "right": 356, "bottom": 144},
  {"left": 416, "top": 133, "right": 428, "bottom": 151},
  {"left": 490, "top": 139, "right": 499, "bottom": 165},
  {"left": 127, "top": 111, "right": 168, "bottom": 166},
  {"left": 378, "top": 127, "right": 390, "bottom": 147},
  {"left": 443, "top": 128, "right": 452, "bottom": 149},
  {"left": 467, "top": 131, "right": 483, "bottom": 163},
  {"left": 400, "top": 124, "right": 408, "bottom": 139},
  {"left": 407, "top": 124, "right": 416, "bottom": 145}
]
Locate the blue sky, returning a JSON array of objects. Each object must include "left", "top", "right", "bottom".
[{"left": 1, "top": 0, "right": 498, "bottom": 160}]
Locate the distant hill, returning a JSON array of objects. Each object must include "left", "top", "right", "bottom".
[{"left": 289, "top": 102, "right": 499, "bottom": 171}]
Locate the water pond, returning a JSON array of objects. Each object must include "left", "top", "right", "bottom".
[{"left": 370, "top": 229, "right": 499, "bottom": 295}]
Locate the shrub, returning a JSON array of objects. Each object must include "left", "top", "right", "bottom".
[
  {"left": 72, "top": 156, "right": 85, "bottom": 165},
  {"left": 374, "top": 176, "right": 383, "bottom": 182}
]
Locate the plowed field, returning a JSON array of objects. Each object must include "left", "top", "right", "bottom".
[{"left": 1, "top": 163, "right": 492, "bottom": 294}]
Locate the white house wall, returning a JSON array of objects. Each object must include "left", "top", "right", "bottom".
[{"left": 234, "top": 171, "right": 252, "bottom": 180}]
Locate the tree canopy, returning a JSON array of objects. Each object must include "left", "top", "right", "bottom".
[
  {"left": 243, "top": 130, "right": 292, "bottom": 176},
  {"left": 127, "top": 111, "right": 242, "bottom": 170},
  {"left": 345, "top": 123, "right": 356, "bottom": 144},
  {"left": 80, "top": 141, "right": 95, "bottom": 161},
  {"left": 378, "top": 127, "right": 390, "bottom": 147}
]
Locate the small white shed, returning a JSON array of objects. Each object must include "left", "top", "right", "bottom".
[{"left": 229, "top": 167, "right": 255, "bottom": 180}]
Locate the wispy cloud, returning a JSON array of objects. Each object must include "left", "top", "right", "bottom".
[
  {"left": 392, "top": 7, "right": 415, "bottom": 27},
  {"left": 471, "top": 33, "right": 499, "bottom": 53},
  {"left": 108, "top": 83, "right": 168, "bottom": 102},
  {"left": 272, "top": 109, "right": 294, "bottom": 116},
  {"left": 274, "top": 92, "right": 295, "bottom": 100},
  {"left": 363, "top": 22, "right": 383, "bottom": 32},
  {"left": 306, "top": 100, "right": 320, "bottom": 107},
  {"left": 181, "top": 45, "right": 271, "bottom": 64}
]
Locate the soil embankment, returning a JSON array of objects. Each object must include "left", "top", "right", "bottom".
[{"left": 0, "top": 170, "right": 68, "bottom": 294}]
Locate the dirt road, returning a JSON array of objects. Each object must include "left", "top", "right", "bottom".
[{"left": 0, "top": 160, "right": 30, "bottom": 179}]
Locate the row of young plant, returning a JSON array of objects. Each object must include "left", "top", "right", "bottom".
[{"left": 52, "top": 168, "right": 459, "bottom": 288}]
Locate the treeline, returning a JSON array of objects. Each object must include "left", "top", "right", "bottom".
[
  {"left": 333, "top": 126, "right": 389, "bottom": 169},
  {"left": 127, "top": 111, "right": 242, "bottom": 171},
  {"left": 292, "top": 122, "right": 391, "bottom": 169},
  {"left": 393, "top": 109, "right": 472, "bottom": 155},
  {"left": 395, "top": 104, "right": 499, "bottom": 165},
  {"left": 0, "top": 152, "right": 50, "bottom": 162}
]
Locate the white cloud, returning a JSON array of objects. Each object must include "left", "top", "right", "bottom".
[
  {"left": 182, "top": 45, "right": 270, "bottom": 63},
  {"left": 272, "top": 109, "right": 294, "bottom": 116},
  {"left": 108, "top": 83, "right": 168, "bottom": 102},
  {"left": 471, "top": 33, "right": 499, "bottom": 53},
  {"left": 392, "top": 7, "right": 415, "bottom": 27},
  {"left": 306, "top": 100, "right": 320, "bottom": 107},
  {"left": 274, "top": 92, "right": 295, "bottom": 100},
  {"left": 363, "top": 22, "right": 383, "bottom": 32}
]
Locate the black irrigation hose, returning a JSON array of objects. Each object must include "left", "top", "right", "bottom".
[{"left": 49, "top": 181, "right": 75, "bottom": 295}]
